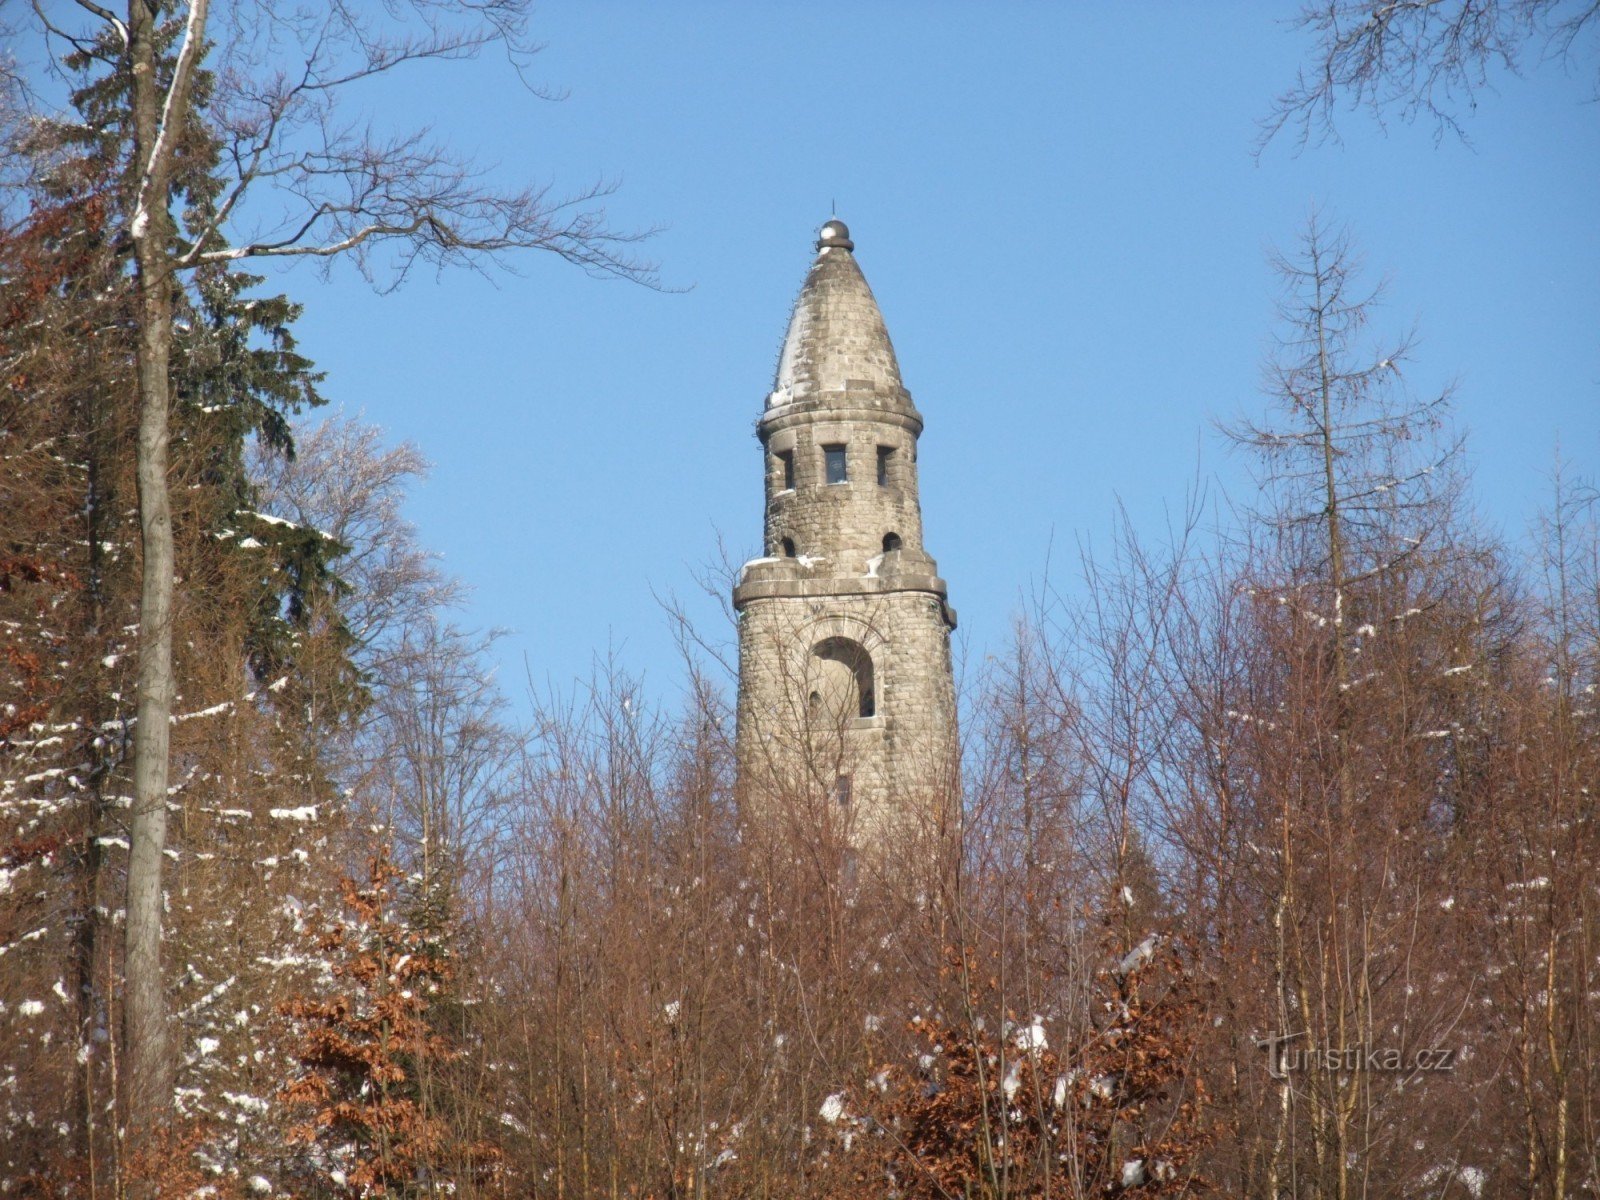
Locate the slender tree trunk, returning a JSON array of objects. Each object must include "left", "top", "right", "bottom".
[
  {"left": 125, "top": 269, "right": 177, "bottom": 1157},
  {"left": 125, "top": 5, "right": 178, "bottom": 1166},
  {"left": 1311, "top": 252, "right": 1357, "bottom": 1200},
  {"left": 123, "top": 0, "right": 208, "bottom": 1175}
]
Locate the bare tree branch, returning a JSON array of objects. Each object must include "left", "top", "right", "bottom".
[{"left": 1259, "top": 0, "right": 1600, "bottom": 152}]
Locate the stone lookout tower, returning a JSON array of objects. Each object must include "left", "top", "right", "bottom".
[{"left": 734, "top": 220, "right": 958, "bottom": 852}]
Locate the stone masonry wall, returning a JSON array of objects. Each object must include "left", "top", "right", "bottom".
[
  {"left": 761, "top": 404, "right": 926, "bottom": 566},
  {"left": 736, "top": 587, "right": 957, "bottom": 846}
]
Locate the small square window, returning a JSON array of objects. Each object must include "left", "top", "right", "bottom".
[
  {"left": 877, "top": 445, "right": 893, "bottom": 486},
  {"left": 776, "top": 449, "right": 795, "bottom": 490},
  {"left": 823, "top": 444, "right": 848, "bottom": 484}
]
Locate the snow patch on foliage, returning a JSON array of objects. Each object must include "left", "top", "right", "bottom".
[
  {"left": 1013, "top": 1018, "right": 1047, "bottom": 1052},
  {"left": 1119, "top": 933, "right": 1159, "bottom": 975}
]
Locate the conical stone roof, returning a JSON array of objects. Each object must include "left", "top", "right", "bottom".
[{"left": 768, "top": 220, "right": 910, "bottom": 411}]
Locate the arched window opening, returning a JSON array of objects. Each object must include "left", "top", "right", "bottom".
[
  {"left": 782, "top": 537, "right": 797, "bottom": 558},
  {"left": 811, "top": 637, "right": 875, "bottom": 721},
  {"left": 882, "top": 532, "right": 903, "bottom": 553}
]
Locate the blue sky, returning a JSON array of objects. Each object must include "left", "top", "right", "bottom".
[{"left": 269, "top": 2, "right": 1600, "bottom": 712}]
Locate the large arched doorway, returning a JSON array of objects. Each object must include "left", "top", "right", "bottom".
[{"left": 809, "top": 636, "right": 875, "bottom": 721}]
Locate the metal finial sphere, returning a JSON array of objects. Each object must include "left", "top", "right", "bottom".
[{"left": 816, "top": 219, "right": 853, "bottom": 251}]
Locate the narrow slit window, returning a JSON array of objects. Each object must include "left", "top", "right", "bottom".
[
  {"left": 777, "top": 449, "right": 795, "bottom": 490},
  {"left": 835, "top": 774, "right": 852, "bottom": 807},
  {"left": 823, "top": 444, "right": 848, "bottom": 484},
  {"left": 877, "top": 445, "right": 893, "bottom": 486}
]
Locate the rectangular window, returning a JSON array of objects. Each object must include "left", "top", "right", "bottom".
[
  {"left": 777, "top": 449, "right": 795, "bottom": 490},
  {"left": 823, "top": 444, "right": 848, "bottom": 484},
  {"left": 835, "top": 774, "right": 852, "bottom": 807},
  {"left": 876, "top": 445, "right": 893, "bottom": 486}
]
